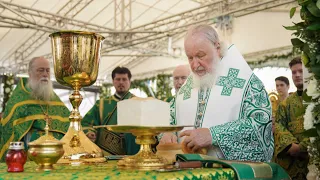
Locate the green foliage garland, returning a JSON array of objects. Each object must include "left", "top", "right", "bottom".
[
  {"left": 2, "top": 75, "right": 14, "bottom": 112},
  {"left": 285, "top": 0, "right": 320, "bottom": 176}
]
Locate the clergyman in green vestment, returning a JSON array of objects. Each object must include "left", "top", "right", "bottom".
[
  {"left": 82, "top": 67, "right": 140, "bottom": 155},
  {"left": 0, "top": 57, "right": 70, "bottom": 161},
  {"left": 160, "top": 65, "right": 190, "bottom": 103},
  {"left": 160, "top": 25, "right": 274, "bottom": 162},
  {"left": 274, "top": 57, "right": 310, "bottom": 180}
]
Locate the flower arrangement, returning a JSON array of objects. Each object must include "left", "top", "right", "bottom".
[{"left": 285, "top": 0, "right": 320, "bottom": 178}]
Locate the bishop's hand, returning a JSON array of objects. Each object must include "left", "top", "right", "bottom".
[
  {"left": 159, "top": 133, "right": 178, "bottom": 144},
  {"left": 180, "top": 128, "right": 211, "bottom": 154}
]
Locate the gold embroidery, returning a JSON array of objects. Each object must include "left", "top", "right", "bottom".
[
  {"left": 106, "top": 96, "right": 113, "bottom": 104},
  {"left": 2, "top": 100, "right": 65, "bottom": 126}
]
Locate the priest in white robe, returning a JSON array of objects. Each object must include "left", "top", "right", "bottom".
[{"left": 160, "top": 24, "right": 274, "bottom": 162}]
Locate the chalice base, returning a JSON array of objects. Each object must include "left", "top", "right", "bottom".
[
  {"left": 117, "top": 134, "right": 169, "bottom": 170},
  {"left": 57, "top": 128, "right": 105, "bottom": 164},
  {"left": 118, "top": 149, "right": 168, "bottom": 170},
  {"left": 96, "top": 125, "right": 192, "bottom": 170},
  {"left": 36, "top": 164, "right": 55, "bottom": 171}
]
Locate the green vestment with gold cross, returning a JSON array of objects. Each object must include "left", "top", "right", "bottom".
[
  {"left": 0, "top": 78, "right": 70, "bottom": 161},
  {"left": 82, "top": 92, "right": 140, "bottom": 155},
  {"left": 274, "top": 91, "right": 310, "bottom": 180}
]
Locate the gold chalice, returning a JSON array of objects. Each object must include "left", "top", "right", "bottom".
[
  {"left": 94, "top": 125, "right": 192, "bottom": 170},
  {"left": 49, "top": 31, "right": 105, "bottom": 163}
]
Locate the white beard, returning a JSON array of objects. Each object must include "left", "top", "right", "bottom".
[
  {"left": 28, "top": 77, "right": 54, "bottom": 102},
  {"left": 192, "top": 56, "right": 221, "bottom": 89}
]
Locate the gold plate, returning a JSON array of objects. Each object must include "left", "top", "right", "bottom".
[{"left": 94, "top": 125, "right": 193, "bottom": 135}]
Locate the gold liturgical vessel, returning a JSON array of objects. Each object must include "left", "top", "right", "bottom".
[
  {"left": 49, "top": 31, "right": 105, "bottom": 163},
  {"left": 94, "top": 125, "right": 191, "bottom": 170},
  {"left": 28, "top": 116, "right": 64, "bottom": 170}
]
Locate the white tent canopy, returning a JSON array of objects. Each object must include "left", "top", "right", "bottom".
[{"left": 0, "top": 0, "right": 299, "bottom": 84}]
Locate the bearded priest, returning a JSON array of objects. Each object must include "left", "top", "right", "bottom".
[
  {"left": 0, "top": 57, "right": 70, "bottom": 161},
  {"left": 160, "top": 24, "right": 274, "bottom": 162}
]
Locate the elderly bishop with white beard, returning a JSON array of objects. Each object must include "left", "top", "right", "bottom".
[
  {"left": 0, "top": 57, "right": 70, "bottom": 161},
  {"left": 160, "top": 24, "right": 274, "bottom": 162}
]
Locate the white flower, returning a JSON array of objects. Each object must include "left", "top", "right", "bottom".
[
  {"left": 304, "top": 103, "right": 316, "bottom": 130},
  {"left": 10, "top": 79, "right": 14, "bottom": 84},
  {"left": 310, "top": 137, "right": 316, "bottom": 143},
  {"left": 307, "top": 79, "right": 320, "bottom": 99},
  {"left": 4, "top": 87, "right": 10, "bottom": 93},
  {"left": 6, "top": 80, "right": 10, "bottom": 85},
  {"left": 307, "top": 164, "right": 319, "bottom": 180}
]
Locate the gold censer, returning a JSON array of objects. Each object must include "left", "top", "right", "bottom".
[{"left": 49, "top": 31, "right": 105, "bottom": 163}]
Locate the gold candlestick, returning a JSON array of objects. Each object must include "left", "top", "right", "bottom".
[{"left": 49, "top": 31, "right": 105, "bottom": 163}]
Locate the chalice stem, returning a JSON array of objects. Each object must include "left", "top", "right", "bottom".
[{"left": 69, "top": 82, "right": 83, "bottom": 147}]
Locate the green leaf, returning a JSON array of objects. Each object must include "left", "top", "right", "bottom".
[
  {"left": 302, "top": 89, "right": 313, "bottom": 102},
  {"left": 306, "top": 22, "right": 320, "bottom": 30},
  {"left": 316, "top": 55, "right": 320, "bottom": 64},
  {"left": 294, "top": 22, "right": 305, "bottom": 26},
  {"left": 290, "top": 7, "right": 297, "bottom": 18},
  {"left": 301, "top": 128, "right": 318, "bottom": 137},
  {"left": 315, "top": 124, "right": 320, "bottom": 137},
  {"left": 303, "top": 43, "right": 312, "bottom": 58},
  {"left": 302, "top": 53, "right": 311, "bottom": 67},
  {"left": 310, "top": 65, "right": 320, "bottom": 77},
  {"left": 307, "top": 2, "right": 320, "bottom": 17},
  {"left": 283, "top": 25, "right": 301, "bottom": 30},
  {"left": 298, "top": 0, "right": 310, "bottom": 6},
  {"left": 291, "top": 38, "right": 304, "bottom": 48},
  {"left": 317, "top": 0, "right": 320, "bottom": 9}
]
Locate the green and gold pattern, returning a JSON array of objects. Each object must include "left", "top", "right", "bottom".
[
  {"left": 176, "top": 154, "right": 290, "bottom": 180},
  {"left": 0, "top": 161, "right": 235, "bottom": 180},
  {"left": 194, "top": 88, "right": 211, "bottom": 128},
  {"left": 215, "top": 68, "right": 246, "bottom": 96},
  {"left": 178, "top": 76, "right": 193, "bottom": 100},
  {"left": 274, "top": 92, "right": 309, "bottom": 179},
  {"left": 0, "top": 78, "right": 70, "bottom": 161},
  {"left": 209, "top": 74, "right": 273, "bottom": 162}
]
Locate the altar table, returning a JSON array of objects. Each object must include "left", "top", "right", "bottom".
[{"left": 0, "top": 161, "right": 235, "bottom": 180}]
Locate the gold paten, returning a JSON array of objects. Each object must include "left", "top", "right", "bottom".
[{"left": 94, "top": 125, "right": 192, "bottom": 170}]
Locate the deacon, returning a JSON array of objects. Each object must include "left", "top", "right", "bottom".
[
  {"left": 275, "top": 76, "right": 290, "bottom": 103},
  {"left": 274, "top": 58, "right": 309, "bottom": 179},
  {"left": 82, "top": 67, "right": 139, "bottom": 155},
  {"left": 160, "top": 24, "right": 274, "bottom": 162},
  {"left": 0, "top": 57, "right": 70, "bottom": 161}
]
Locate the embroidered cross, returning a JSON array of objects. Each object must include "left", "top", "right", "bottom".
[
  {"left": 216, "top": 68, "right": 246, "bottom": 96},
  {"left": 179, "top": 76, "right": 193, "bottom": 100},
  {"left": 106, "top": 96, "right": 113, "bottom": 104}
]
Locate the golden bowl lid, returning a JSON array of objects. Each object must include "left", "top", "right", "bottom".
[{"left": 28, "top": 134, "right": 64, "bottom": 146}]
